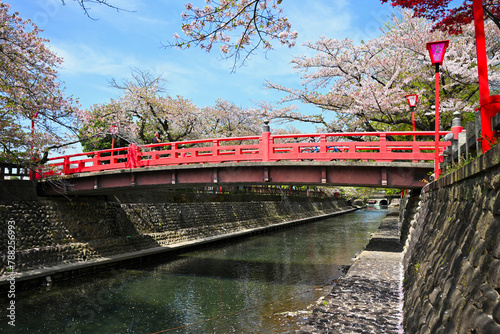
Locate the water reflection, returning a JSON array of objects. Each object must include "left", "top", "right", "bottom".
[{"left": 1, "top": 210, "right": 387, "bottom": 334}]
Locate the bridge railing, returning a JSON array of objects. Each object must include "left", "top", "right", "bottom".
[
  {"left": 269, "top": 132, "right": 450, "bottom": 162},
  {"left": 0, "top": 163, "right": 31, "bottom": 180},
  {"left": 38, "top": 131, "right": 452, "bottom": 177}
]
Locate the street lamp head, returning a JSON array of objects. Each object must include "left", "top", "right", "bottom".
[
  {"left": 426, "top": 40, "right": 450, "bottom": 65},
  {"left": 406, "top": 94, "right": 418, "bottom": 108}
]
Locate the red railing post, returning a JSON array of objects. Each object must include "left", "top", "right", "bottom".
[
  {"left": 380, "top": 133, "right": 387, "bottom": 154},
  {"left": 93, "top": 152, "right": 100, "bottom": 168},
  {"left": 378, "top": 133, "right": 388, "bottom": 160},
  {"left": 320, "top": 134, "right": 327, "bottom": 153},
  {"left": 63, "top": 157, "right": 70, "bottom": 175},
  {"left": 261, "top": 121, "right": 271, "bottom": 161},
  {"left": 171, "top": 143, "right": 178, "bottom": 161},
  {"left": 213, "top": 139, "right": 219, "bottom": 159},
  {"left": 412, "top": 134, "right": 420, "bottom": 162},
  {"left": 78, "top": 160, "right": 85, "bottom": 173}
]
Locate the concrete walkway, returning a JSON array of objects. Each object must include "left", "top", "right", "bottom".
[{"left": 298, "top": 211, "right": 404, "bottom": 333}]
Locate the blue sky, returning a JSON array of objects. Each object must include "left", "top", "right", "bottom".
[{"left": 14, "top": 0, "right": 395, "bottom": 133}]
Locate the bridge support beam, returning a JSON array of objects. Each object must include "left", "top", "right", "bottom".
[
  {"left": 37, "top": 162, "right": 433, "bottom": 196},
  {"left": 381, "top": 168, "right": 388, "bottom": 186},
  {"left": 263, "top": 167, "right": 270, "bottom": 182},
  {"left": 213, "top": 168, "right": 218, "bottom": 184},
  {"left": 171, "top": 170, "right": 176, "bottom": 185},
  {"left": 321, "top": 167, "right": 327, "bottom": 184}
]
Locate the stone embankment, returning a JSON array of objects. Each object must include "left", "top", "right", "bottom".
[
  {"left": 0, "top": 187, "right": 355, "bottom": 288},
  {"left": 298, "top": 208, "right": 404, "bottom": 333},
  {"left": 401, "top": 144, "right": 500, "bottom": 333}
]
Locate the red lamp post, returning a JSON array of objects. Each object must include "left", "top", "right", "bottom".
[
  {"left": 472, "top": 0, "right": 499, "bottom": 151},
  {"left": 426, "top": 40, "right": 449, "bottom": 180},
  {"left": 406, "top": 94, "right": 418, "bottom": 141},
  {"left": 110, "top": 125, "right": 118, "bottom": 149}
]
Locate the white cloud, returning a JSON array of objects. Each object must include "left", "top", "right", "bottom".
[{"left": 50, "top": 43, "right": 139, "bottom": 77}]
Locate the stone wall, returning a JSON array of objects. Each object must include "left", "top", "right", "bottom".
[
  {"left": 402, "top": 144, "right": 500, "bottom": 333},
  {"left": 0, "top": 187, "right": 351, "bottom": 276}
]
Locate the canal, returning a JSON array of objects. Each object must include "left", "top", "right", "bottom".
[{"left": 1, "top": 209, "right": 388, "bottom": 334}]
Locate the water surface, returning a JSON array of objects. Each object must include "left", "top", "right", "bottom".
[{"left": 1, "top": 209, "right": 387, "bottom": 334}]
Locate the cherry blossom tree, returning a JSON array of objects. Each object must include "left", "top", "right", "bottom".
[
  {"left": 77, "top": 69, "right": 204, "bottom": 151},
  {"left": 112, "top": 71, "right": 204, "bottom": 144},
  {"left": 0, "top": 2, "right": 79, "bottom": 166},
  {"left": 169, "top": 0, "right": 499, "bottom": 67},
  {"left": 263, "top": 10, "right": 500, "bottom": 134},
  {"left": 381, "top": 0, "right": 500, "bottom": 34},
  {"left": 78, "top": 99, "right": 137, "bottom": 152},
  {"left": 78, "top": 69, "right": 276, "bottom": 151},
  {"left": 199, "top": 98, "right": 263, "bottom": 138}
]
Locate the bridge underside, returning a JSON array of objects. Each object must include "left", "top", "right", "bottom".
[{"left": 37, "top": 161, "right": 433, "bottom": 196}]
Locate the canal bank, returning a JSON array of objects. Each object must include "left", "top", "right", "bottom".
[
  {"left": 400, "top": 143, "right": 500, "bottom": 333},
  {"left": 298, "top": 208, "right": 404, "bottom": 333},
  {"left": 0, "top": 186, "right": 357, "bottom": 290}
]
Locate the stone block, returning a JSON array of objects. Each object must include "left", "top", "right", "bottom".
[
  {"left": 473, "top": 312, "right": 500, "bottom": 333},
  {"left": 470, "top": 238, "right": 486, "bottom": 267},
  {"left": 485, "top": 216, "right": 500, "bottom": 253},
  {"left": 458, "top": 303, "right": 478, "bottom": 333},
  {"left": 493, "top": 300, "right": 500, "bottom": 323},
  {"left": 489, "top": 190, "right": 500, "bottom": 215},
  {"left": 429, "top": 287, "right": 442, "bottom": 307},
  {"left": 442, "top": 277, "right": 456, "bottom": 299},
  {"left": 489, "top": 260, "right": 500, "bottom": 291},
  {"left": 480, "top": 284, "right": 499, "bottom": 315},
  {"left": 492, "top": 173, "right": 500, "bottom": 190},
  {"left": 476, "top": 211, "right": 495, "bottom": 241},
  {"left": 443, "top": 320, "right": 456, "bottom": 334},
  {"left": 458, "top": 260, "right": 474, "bottom": 290},
  {"left": 460, "top": 229, "right": 478, "bottom": 258}
]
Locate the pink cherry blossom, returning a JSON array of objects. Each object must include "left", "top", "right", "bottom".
[
  {"left": 170, "top": 0, "right": 298, "bottom": 70},
  {"left": 0, "top": 2, "right": 79, "bottom": 166},
  {"left": 263, "top": 10, "right": 500, "bottom": 133}
]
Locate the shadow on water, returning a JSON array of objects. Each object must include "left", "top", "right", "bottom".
[{"left": 146, "top": 256, "right": 344, "bottom": 286}]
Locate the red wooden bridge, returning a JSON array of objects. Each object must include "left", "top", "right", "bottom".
[{"left": 37, "top": 131, "right": 453, "bottom": 195}]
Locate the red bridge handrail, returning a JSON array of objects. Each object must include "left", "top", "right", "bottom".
[{"left": 38, "top": 131, "right": 452, "bottom": 178}]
